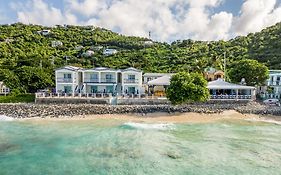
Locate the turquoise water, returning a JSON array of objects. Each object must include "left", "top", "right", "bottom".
[{"left": 0, "top": 119, "right": 281, "bottom": 175}]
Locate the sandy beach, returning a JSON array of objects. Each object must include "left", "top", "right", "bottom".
[{"left": 19, "top": 110, "right": 281, "bottom": 125}]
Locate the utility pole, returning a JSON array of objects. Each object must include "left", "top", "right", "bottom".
[{"left": 224, "top": 52, "right": 226, "bottom": 81}]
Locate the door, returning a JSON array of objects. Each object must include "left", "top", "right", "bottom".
[
  {"left": 106, "top": 86, "right": 114, "bottom": 93},
  {"left": 128, "top": 87, "right": 136, "bottom": 94},
  {"left": 91, "top": 86, "right": 98, "bottom": 93},
  {"left": 64, "top": 86, "right": 72, "bottom": 93}
]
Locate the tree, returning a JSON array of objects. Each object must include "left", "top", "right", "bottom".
[
  {"left": 16, "top": 66, "right": 54, "bottom": 93},
  {"left": 228, "top": 59, "right": 269, "bottom": 86},
  {"left": 166, "top": 72, "right": 210, "bottom": 105}
]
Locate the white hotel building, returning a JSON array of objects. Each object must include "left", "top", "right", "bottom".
[{"left": 55, "top": 66, "right": 143, "bottom": 95}]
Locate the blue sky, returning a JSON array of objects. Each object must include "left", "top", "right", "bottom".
[{"left": 0, "top": 0, "right": 281, "bottom": 41}]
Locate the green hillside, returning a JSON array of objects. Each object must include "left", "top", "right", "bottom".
[{"left": 0, "top": 22, "right": 280, "bottom": 92}]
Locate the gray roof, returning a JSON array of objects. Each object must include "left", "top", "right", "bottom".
[
  {"left": 91, "top": 67, "right": 117, "bottom": 71},
  {"left": 122, "top": 67, "right": 142, "bottom": 72},
  {"left": 56, "top": 66, "right": 81, "bottom": 71},
  {"left": 147, "top": 75, "right": 172, "bottom": 86},
  {"left": 207, "top": 79, "right": 255, "bottom": 90}
]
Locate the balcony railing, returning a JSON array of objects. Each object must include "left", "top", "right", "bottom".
[
  {"left": 84, "top": 78, "right": 117, "bottom": 84},
  {"left": 210, "top": 95, "right": 252, "bottom": 100},
  {"left": 268, "top": 81, "right": 281, "bottom": 86},
  {"left": 124, "top": 79, "right": 139, "bottom": 83},
  {"left": 57, "top": 78, "right": 73, "bottom": 83},
  {"left": 84, "top": 78, "right": 99, "bottom": 83}
]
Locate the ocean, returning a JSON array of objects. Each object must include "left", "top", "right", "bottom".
[{"left": 0, "top": 117, "right": 281, "bottom": 175}]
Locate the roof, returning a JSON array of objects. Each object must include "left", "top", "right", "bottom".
[
  {"left": 122, "top": 67, "right": 142, "bottom": 72},
  {"left": 147, "top": 75, "right": 172, "bottom": 86},
  {"left": 207, "top": 79, "right": 255, "bottom": 90},
  {"left": 83, "top": 67, "right": 118, "bottom": 72},
  {"left": 143, "top": 73, "right": 173, "bottom": 77},
  {"left": 56, "top": 66, "right": 81, "bottom": 71}
]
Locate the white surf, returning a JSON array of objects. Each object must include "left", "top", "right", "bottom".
[
  {"left": 123, "top": 122, "right": 174, "bottom": 130},
  {"left": 0, "top": 115, "right": 14, "bottom": 121}
]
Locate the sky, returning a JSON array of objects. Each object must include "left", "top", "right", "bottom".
[{"left": 0, "top": 0, "right": 281, "bottom": 42}]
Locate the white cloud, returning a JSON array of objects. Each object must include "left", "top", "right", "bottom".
[
  {"left": 8, "top": 0, "right": 281, "bottom": 41},
  {"left": 11, "top": 0, "right": 77, "bottom": 26},
  {"left": 234, "top": 0, "right": 281, "bottom": 35}
]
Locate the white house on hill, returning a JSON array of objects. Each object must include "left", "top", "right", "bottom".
[{"left": 103, "top": 49, "right": 118, "bottom": 56}]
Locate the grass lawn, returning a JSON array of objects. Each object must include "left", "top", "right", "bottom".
[{"left": 0, "top": 94, "right": 35, "bottom": 103}]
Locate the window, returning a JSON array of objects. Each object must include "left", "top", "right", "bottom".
[
  {"left": 106, "top": 74, "right": 113, "bottom": 80},
  {"left": 64, "top": 74, "right": 72, "bottom": 79},
  {"left": 105, "top": 74, "right": 113, "bottom": 82},
  {"left": 128, "top": 75, "right": 135, "bottom": 80},
  {"left": 90, "top": 74, "right": 98, "bottom": 80}
]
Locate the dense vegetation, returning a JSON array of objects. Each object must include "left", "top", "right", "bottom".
[
  {"left": 0, "top": 94, "right": 35, "bottom": 103},
  {"left": 0, "top": 22, "right": 280, "bottom": 92},
  {"left": 228, "top": 59, "right": 269, "bottom": 86},
  {"left": 167, "top": 72, "right": 209, "bottom": 104}
]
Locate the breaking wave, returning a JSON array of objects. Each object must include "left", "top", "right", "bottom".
[
  {"left": 245, "top": 118, "right": 281, "bottom": 125},
  {"left": 0, "top": 115, "right": 14, "bottom": 121},
  {"left": 122, "top": 122, "right": 175, "bottom": 130}
]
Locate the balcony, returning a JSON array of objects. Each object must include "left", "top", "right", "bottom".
[
  {"left": 124, "top": 79, "right": 139, "bottom": 84},
  {"left": 84, "top": 78, "right": 117, "bottom": 84},
  {"left": 84, "top": 78, "right": 99, "bottom": 83},
  {"left": 57, "top": 78, "right": 73, "bottom": 83},
  {"left": 267, "top": 81, "right": 281, "bottom": 86}
]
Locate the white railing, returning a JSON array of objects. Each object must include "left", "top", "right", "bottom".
[
  {"left": 35, "top": 93, "right": 165, "bottom": 100},
  {"left": 210, "top": 95, "right": 252, "bottom": 100}
]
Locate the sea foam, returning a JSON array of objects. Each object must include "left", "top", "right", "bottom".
[
  {"left": 245, "top": 118, "right": 281, "bottom": 125},
  {"left": 122, "top": 122, "right": 174, "bottom": 130},
  {"left": 0, "top": 115, "right": 14, "bottom": 121}
]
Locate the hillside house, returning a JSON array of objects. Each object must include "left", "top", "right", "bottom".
[
  {"left": 51, "top": 41, "right": 63, "bottom": 48},
  {"left": 103, "top": 49, "right": 118, "bottom": 56}
]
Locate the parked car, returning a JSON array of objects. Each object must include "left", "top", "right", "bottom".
[{"left": 263, "top": 99, "right": 280, "bottom": 106}]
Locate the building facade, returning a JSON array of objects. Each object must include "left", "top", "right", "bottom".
[
  {"left": 204, "top": 67, "right": 225, "bottom": 81},
  {"left": 55, "top": 66, "right": 143, "bottom": 95},
  {"left": 55, "top": 66, "right": 82, "bottom": 94},
  {"left": 260, "top": 70, "right": 281, "bottom": 99},
  {"left": 0, "top": 81, "right": 10, "bottom": 95}
]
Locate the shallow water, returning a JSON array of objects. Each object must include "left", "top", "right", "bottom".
[{"left": 0, "top": 119, "right": 281, "bottom": 175}]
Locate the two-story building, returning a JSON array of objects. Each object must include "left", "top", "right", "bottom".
[
  {"left": 55, "top": 66, "right": 143, "bottom": 95},
  {"left": 260, "top": 70, "right": 281, "bottom": 99},
  {"left": 55, "top": 66, "right": 82, "bottom": 94},
  {"left": 121, "top": 67, "right": 143, "bottom": 94}
]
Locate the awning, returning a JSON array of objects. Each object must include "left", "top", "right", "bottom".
[
  {"left": 207, "top": 79, "right": 255, "bottom": 90},
  {"left": 147, "top": 75, "right": 172, "bottom": 86}
]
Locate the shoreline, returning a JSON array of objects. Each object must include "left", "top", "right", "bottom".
[
  {"left": 17, "top": 110, "right": 281, "bottom": 125},
  {"left": 1, "top": 102, "right": 281, "bottom": 124}
]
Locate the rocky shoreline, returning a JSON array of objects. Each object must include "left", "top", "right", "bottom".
[{"left": 0, "top": 101, "right": 280, "bottom": 118}]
